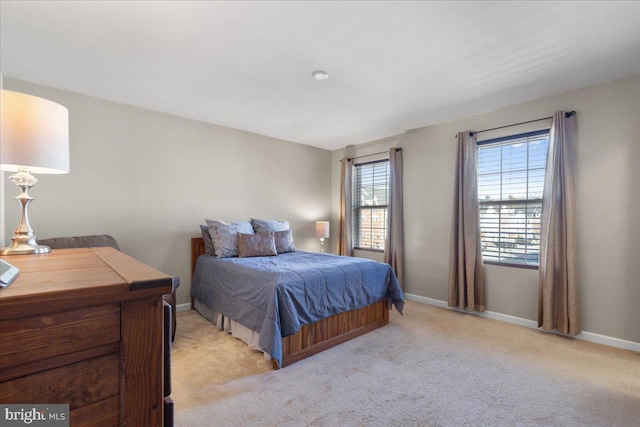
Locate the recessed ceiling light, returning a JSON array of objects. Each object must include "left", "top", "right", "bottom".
[{"left": 312, "top": 70, "right": 329, "bottom": 80}]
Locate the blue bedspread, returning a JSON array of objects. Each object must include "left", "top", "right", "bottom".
[{"left": 191, "top": 251, "right": 404, "bottom": 367}]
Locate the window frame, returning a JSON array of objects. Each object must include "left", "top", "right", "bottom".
[
  {"left": 477, "top": 129, "right": 550, "bottom": 270},
  {"left": 352, "top": 158, "right": 390, "bottom": 253}
]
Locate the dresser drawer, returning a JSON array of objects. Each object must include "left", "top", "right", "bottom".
[
  {"left": 70, "top": 395, "right": 120, "bottom": 427},
  {"left": 0, "top": 303, "right": 120, "bottom": 371},
  {"left": 0, "top": 353, "right": 119, "bottom": 410}
]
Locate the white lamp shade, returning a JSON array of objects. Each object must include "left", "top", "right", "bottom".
[
  {"left": 1, "top": 90, "right": 69, "bottom": 174},
  {"left": 315, "top": 221, "right": 330, "bottom": 239}
]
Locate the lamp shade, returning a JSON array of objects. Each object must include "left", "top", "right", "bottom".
[
  {"left": 1, "top": 90, "right": 69, "bottom": 174},
  {"left": 315, "top": 221, "right": 330, "bottom": 239}
]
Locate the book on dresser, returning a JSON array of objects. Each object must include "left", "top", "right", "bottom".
[{"left": 0, "top": 247, "right": 177, "bottom": 427}]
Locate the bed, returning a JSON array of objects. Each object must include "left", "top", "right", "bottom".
[{"left": 190, "top": 237, "right": 404, "bottom": 368}]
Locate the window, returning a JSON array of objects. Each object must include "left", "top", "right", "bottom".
[
  {"left": 353, "top": 160, "right": 389, "bottom": 251},
  {"left": 477, "top": 130, "right": 549, "bottom": 267}
]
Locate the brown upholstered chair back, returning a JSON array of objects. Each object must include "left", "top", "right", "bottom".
[{"left": 37, "top": 235, "right": 120, "bottom": 251}]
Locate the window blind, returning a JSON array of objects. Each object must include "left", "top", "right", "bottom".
[
  {"left": 353, "top": 160, "right": 390, "bottom": 250},
  {"left": 477, "top": 130, "right": 549, "bottom": 266}
]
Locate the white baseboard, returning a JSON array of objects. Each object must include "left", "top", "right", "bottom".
[
  {"left": 176, "top": 302, "right": 192, "bottom": 312},
  {"left": 404, "top": 293, "right": 640, "bottom": 353}
]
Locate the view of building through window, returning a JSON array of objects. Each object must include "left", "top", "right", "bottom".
[
  {"left": 353, "top": 160, "right": 389, "bottom": 250},
  {"left": 477, "top": 130, "right": 549, "bottom": 266}
]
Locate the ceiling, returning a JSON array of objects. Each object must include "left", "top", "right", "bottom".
[{"left": 1, "top": 1, "right": 639, "bottom": 151}]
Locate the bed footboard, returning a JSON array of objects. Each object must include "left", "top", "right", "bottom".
[
  {"left": 190, "top": 237, "right": 390, "bottom": 369},
  {"left": 278, "top": 299, "right": 389, "bottom": 369}
]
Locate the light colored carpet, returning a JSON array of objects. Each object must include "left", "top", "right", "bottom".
[{"left": 172, "top": 300, "right": 640, "bottom": 427}]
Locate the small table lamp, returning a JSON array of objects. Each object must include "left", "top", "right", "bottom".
[
  {"left": 315, "top": 221, "right": 330, "bottom": 253},
  {"left": 0, "top": 90, "right": 69, "bottom": 255}
]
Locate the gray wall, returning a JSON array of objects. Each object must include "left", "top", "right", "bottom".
[
  {"left": 2, "top": 78, "right": 332, "bottom": 306},
  {"left": 332, "top": 74, "right": 640, "bottom": 343}
]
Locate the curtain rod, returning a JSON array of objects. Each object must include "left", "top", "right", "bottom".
[
  {"left": 342, "top": 147, "right": 402, "bottom": 162},
  {"left": 459, "top": 111, "right": 576, "bottom": 137}
]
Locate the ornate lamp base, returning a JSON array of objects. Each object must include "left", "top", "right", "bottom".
[
  {"left": 0, "top": 169, "right": 51, "bottom": 256},
  {"left": 0, "top": 236, "right": 51, "bottom": 255}
]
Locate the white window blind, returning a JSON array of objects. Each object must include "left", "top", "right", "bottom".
[
  {"left": 353, "top": 160, "right": 389, "bottom": 251},
  {"left": 477, "top": 130, "right": 549, "bottom": 267}
]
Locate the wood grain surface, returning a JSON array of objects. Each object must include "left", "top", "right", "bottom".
[{"left": 0, "top": 248, "right": 173, "bottom": 426}]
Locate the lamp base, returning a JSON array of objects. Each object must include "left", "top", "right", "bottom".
[
  {"left": 0, "top": 168, "right": 51, "bottom": 256},
  {"left": 0, "top": 240, "right": 51, "bottom": 255}
]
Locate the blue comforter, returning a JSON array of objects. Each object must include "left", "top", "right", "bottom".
[{"left": 191, "top": 251, "right": 404, "bottom": 367}]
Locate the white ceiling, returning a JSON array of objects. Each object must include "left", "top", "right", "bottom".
[{"left": 2, "top": 1, "right": 639, "bottom": 151}]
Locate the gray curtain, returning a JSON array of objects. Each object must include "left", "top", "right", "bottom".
[
  {"left": 538, "top": 111, "right": 580, "bottom": 335},
  {"left": 448, "top": 131, "right": 485, "bottom": 312},
  {"left": 338, "top": 157, "right": 353, "bottom": 256},
  {"left": 384, "top": 148, "right": 404, "bottom": 288}
]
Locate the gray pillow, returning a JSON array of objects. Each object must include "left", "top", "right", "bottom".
[
  {"left": 205, "top": 219, "right": 254, "bottom": 258},
  {"left": 237, "top": 232, "right": 277, "bottom": 258},
  {"left": 273, "top": 229, "right": 296, "bottom": 254},
  {"left": 199, "top": 225, "right": 216, "bottom": 255},
  {"left": 251, "top": 218, "right": 290, "bottom": 234}
]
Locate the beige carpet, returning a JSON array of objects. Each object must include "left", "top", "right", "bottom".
[{"left": 172, "top": 300, "right": 640, "bottom": 426}]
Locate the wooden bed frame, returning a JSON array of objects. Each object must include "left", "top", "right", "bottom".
[{"left": 190, "top": 237, "right": 390, "bottom": 369}]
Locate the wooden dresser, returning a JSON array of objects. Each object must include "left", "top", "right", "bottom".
[{"left": 0, "top": 247, "right": 174, "bottom": 426}]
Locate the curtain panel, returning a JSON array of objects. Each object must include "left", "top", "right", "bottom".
[
  {"left": 338, "top": 157, "right": 354, "bottom": 256},
  {"left": 448, "top": 131, "right": 485, "bottom": 312},
  {"left": 384, "top": 148, "right": 404, "bottom": 289},
  {"left": 538, "top": 111, "right": 580, "bottom": 335}
]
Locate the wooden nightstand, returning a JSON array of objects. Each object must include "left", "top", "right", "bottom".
[{"left": 0, "top": 247, "right": 174, "bottom": 426}]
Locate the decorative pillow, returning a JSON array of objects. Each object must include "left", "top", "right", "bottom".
[
  {"left": 205, "top": 219, "right": 254, "bottom": 258},
  {"left": 273, "top": 229, "right": 296, "bottom": 254},
  {"left": 200, "top": 224, "right": 215, "bottom": 255},
  {"left": 251, "top": 218, "right": 290, "bottom": 234},
  {"left": 237, "top": 232, "right": 277, "bottom": 258}
]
